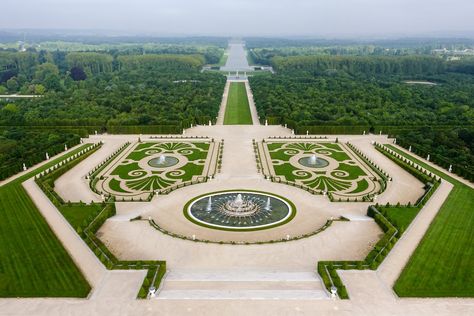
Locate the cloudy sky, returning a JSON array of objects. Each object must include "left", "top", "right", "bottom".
[{"left": 2, "top": 0, "right": 474, "bottom": 37}]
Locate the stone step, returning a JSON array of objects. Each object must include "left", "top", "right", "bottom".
[
  {"left": 162, "top": 280, "right": 323, "bottom": 291},
  {"left": 156, "top": 289, "right": 329, "bottom": 300},
  {"left": 165, "top": 270, "right": 320, "bottom": 282},
  {"left": 156, "top": 271, "right": 328, "bottom": 299}
]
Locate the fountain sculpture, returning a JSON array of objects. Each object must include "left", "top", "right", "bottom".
[{"left": 187, "top": 191, "right": 292, "bottom": 230}]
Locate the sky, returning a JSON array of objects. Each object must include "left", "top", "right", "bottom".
[{"left": 2, "top": 0, "right": 474, "bottom": 38}]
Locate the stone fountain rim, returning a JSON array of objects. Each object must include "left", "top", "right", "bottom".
[{"left": 183, "top": 189, "right": 297, "bottom": 232}]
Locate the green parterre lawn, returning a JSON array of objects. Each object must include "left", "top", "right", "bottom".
[
  {"left": 224, "top": 82, "right": 253, "bottom": 125},
  {"left": 0, "top": 145, "right": 91, "bottom": 297},
  {"left": 267, "top": 142, "right": 375, "bottom": 196},
  {"left": 104, "top": 142, "right": 210, "bottom": 195},
  {"left": 386, "top": 145, "right": 474, "bottom": 297}
]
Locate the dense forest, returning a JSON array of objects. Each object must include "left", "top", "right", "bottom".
[
  {"left": 0, "top": 48, "right": 226, "bottom": 180},
  {"left": 0, "top": 128, "right": 81, "bottom": 180},
  {"left": 249, "top": 54, "right": 474, "bottom": 180}
]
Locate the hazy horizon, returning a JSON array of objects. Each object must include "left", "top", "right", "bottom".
[{"left": 1, "top": 0, "right": 474, "bottom": 38}]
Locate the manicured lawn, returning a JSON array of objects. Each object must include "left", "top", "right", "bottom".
[
  {"left": 386, "top": 145, "right": 474, "bottom": 297},
  {"left": 380, "top": 206, "right": 420, "bottom": 232},
  {"left": 59, "top": 204, "right": 103, "bottom": 231},
  {"left": 0, "top": 145, "right": 91, "bottom": 297},
  {"left": 224, "top": 82, "right": 253, "bottom": 125}
]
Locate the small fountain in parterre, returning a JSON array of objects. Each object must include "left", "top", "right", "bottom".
[
  {"left": 148, "top": 154, "right": 179, "bottom": 168},
  {"left": 298, "top": 154, "right": 329, "bottom": 168}
]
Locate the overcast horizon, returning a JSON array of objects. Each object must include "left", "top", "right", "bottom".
[{"left": 1, "top": 0, "right": 474, "bottom": 38}]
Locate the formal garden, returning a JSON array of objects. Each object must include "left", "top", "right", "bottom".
[
  {"left": 259, "top": 141, "right": 385, "bottom": 201},
  {"left": 0, "top": 38, "right": 472, "bottom": 306},
  {"left": 94, "top": 140, "right": 219, "bottom": 200}
]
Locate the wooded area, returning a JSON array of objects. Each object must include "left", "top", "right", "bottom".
[
  {"left": 0, "top": 48, "right": 226, "bottom": 179},
  {"left": 249, "top": 54, "right": 474, "bottom": 180}
]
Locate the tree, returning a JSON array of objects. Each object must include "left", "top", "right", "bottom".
[
  {"left": 2, "top": 103, "right": 19, "bottom": 113},
  {"left": 34, "top": 62, "right": 59, "bottom": 82},
  {"left": 6, "top": 77, "right": 19, "bottom": 92},
  {"left": 44, "top": 73, "right": 61, "bottom": 91},
  {"left": 70, "top": 66, "right": 87, "bottom": 81},
  {"left": 34, "top": 84, "right": 46, "bottom": 94}
]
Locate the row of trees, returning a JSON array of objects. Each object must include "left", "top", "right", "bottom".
[{"left": 271, "top": 55, "right": 446, "bottom": 76}]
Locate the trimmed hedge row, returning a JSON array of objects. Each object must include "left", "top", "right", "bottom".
[
  {"left": 318, "top": 206, "right": 398, "bottom": 299},
  {"left": 0, "top": 135, "right": 82, "bottom": 181},
  {"left": 88, "top": 142, "right": 131, "bottom": 196},
  {"left": 34, "top": 146, "right": 166, "bottom": 299},
  {"left": 35, "top": 143, "right": 102, "bottom": 207},
  {"left": 317, "top": 142, "right": 441, "bottom": 299},
  {"left": 106, "top": 125, "right": 181, "bottom": 134},
  {"left": 394, "top": 139, "right": 474, "bottom": 182},
  {"left": 375, "top": 143, "right": 437, "bottom": 184}
]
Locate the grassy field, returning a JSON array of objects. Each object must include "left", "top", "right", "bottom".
[
  {"left": 386, "top": 145, "right": 474, "bottom": 297},
  {"left": 0, "top": 146, "right": 91, "bottom": 297},
  {"left": 224, "top": 82, "right": 253, "bottom": 125}
]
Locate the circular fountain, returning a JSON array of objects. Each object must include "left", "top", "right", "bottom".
[
  {"left": 148, "top": 155, "right": 179, "bottom": 168},
  {"left": 186, "top": 191, "right": 295, "bottom": 231},
  {"left": 298, "top": 154, "right": 329, "bottom": 168}
]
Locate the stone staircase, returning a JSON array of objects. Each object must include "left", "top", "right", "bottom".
[{"left": 156, "top": 270, "right": 329, "bottom": 300}]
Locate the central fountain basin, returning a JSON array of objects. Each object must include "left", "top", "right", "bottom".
[
  {"left": 298, "top": 155, "right": 329, "bottom": 168},
  {"left": 185, "top": 190, "right": 296, "bottom": 231},
  {"left": 148, "top": 155, "right": 179, "bottom": 168}
]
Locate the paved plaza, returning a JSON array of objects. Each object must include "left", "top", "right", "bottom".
[{"left": 1, "top": 77, "right": 472, "bottom": 315}]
